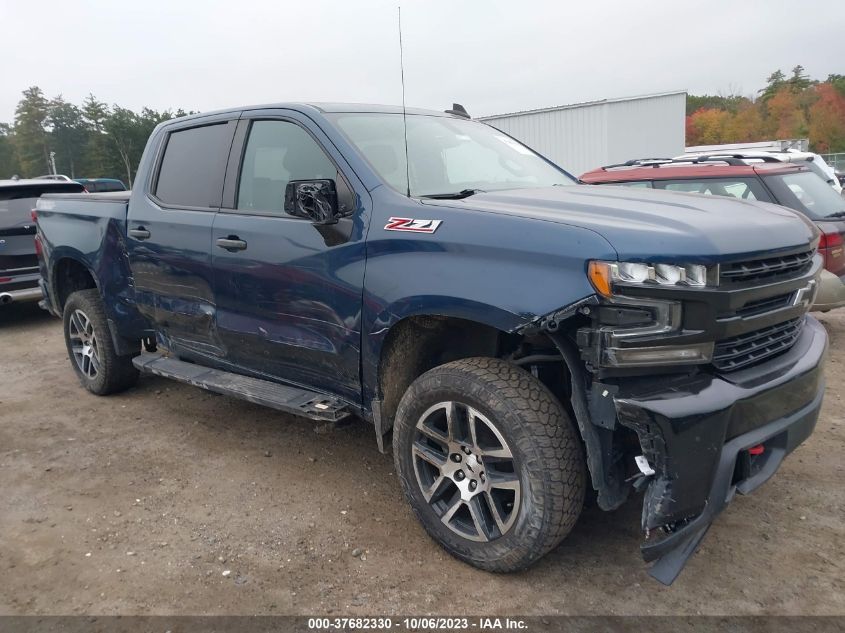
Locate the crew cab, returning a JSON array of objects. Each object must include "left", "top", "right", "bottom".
[
  {"left": 1, "top": 178, "right": 84, "bottom": 305},
  {"left": 580, "top": 156, "right": 845, "bottom": 311},
  {"left": 35, "top": 103, "right": 827, "bottom": 584}
]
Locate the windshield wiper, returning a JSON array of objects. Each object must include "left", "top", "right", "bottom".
[
  {"left": 823, "top": 210, "right": 845, "bottom": 219},
  {"left": 421, "top": 188, "right": 485, "bottom": 200}
]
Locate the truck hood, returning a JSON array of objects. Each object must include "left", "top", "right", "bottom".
[{"left": 423, "top": 185, "right": 818, "bottom": 262}]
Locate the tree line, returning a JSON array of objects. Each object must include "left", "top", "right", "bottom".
[
  {"left": 0, "top": 87, "right": 194, "bottom": 186},
  {"left": 686, "top": 66, "right": 845, "bottom": 152},
  {"left": 2, "top": 68, "right": 844, "bottom": 185}
]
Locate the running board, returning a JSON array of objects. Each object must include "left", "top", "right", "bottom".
[{"left": 132, "top": 352, "right": 350, "bottom": 422}]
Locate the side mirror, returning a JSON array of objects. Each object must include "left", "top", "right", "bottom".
[{"left": 284, "top": 179, "right": 339, "bottom": 224}]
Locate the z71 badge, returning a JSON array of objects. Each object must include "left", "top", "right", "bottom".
[{"left": 384, "top": 217, "right": 443, "bottom": 234}]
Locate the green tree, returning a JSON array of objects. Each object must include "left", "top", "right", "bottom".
[
  {"left": 13, "top": 86, "right": 51, "bottom": 176},
  {"left": 81, "top": 94, "right": 110, "bottom": 177},
  {"left": 103, "top": 106, "right": 176, "bottom": 186},
  {"left": 758, "top": 69, "right": 786, "bottom": 103},
  {"left": 0, "top": 123, "right": 22, "bottom": 178},
  {"left": 788, "top": 65, "right": 813, "bottom": 93},
  {"left": 48, "top": 96, "right": 88, "bottom": 178},
  {"left": 102, "top": 106, "right": 141, "bottom": 186}
]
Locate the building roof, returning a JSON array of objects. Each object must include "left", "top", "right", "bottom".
[{"left": 478, "top": 90, "right": 687, "bottom": 120}]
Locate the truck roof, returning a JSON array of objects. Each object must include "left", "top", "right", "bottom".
[
  {"left": 166, "top": 102, "right": 458, "bottom": 126},
  {"left": 580, "top": 161, "right": 806, "bottom": 184}
]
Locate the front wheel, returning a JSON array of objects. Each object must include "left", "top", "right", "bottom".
[
  {"left": 62, "top": 289, "right": 139, "bottom": 395},
  {"left": 393, "top": 357, "right": 586, "bottom": 572}
]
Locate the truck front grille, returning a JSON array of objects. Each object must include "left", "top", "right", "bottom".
[
  {"left": 732, "top": 292, "right": 794, "bottom": 318},
  {"left": 720, "top": 249, "right": 814, "bottom": 285},
  {"left": 713, "top": 317, "right": 804, "bottom": 372}
]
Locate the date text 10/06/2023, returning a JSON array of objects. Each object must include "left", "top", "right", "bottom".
[{"left": 307, "top": 617, "right": 528, "bottom": 630}]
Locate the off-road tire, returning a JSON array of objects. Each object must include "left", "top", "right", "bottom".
[
  {"left": 393, "top": 357, "right": 586, "bottom": 572},
  {"left": 62, "top": 289, "right": 139, "bottom": 395}
]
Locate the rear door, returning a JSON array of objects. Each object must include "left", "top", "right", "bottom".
[
  {"left": 210, "top": 111, "right": 369, "bottom": 404},
  {"left": 127, "top": 114, "right": 238, "bottom": 357}
]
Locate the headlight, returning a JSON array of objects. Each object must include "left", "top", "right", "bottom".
[
  {"left": 588, "top": 260, "right": 709, "bottom": 298},
  {"left": 585, "top": 260, "right": 714, "bottom": 368}
]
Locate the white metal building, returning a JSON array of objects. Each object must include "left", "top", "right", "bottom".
[{"left": 478, "top": 91, "right": 687, "bottom": 177}]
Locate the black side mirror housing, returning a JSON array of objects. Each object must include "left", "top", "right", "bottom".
[{"left": 284, "top": 179, "right": 339, "bottom": 224}]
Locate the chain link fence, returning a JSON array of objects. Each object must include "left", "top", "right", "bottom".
[{"left": 821, "top": 153, "right": 845, "bottom": 171}]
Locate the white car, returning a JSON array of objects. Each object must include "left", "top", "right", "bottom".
[{"left": 678, "top": 149, "right": 843, "bottom": 195}]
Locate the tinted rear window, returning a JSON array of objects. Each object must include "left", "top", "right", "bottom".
[
  {"left": 97, "top": 181, "right": 126, "bottom": 192},
  {"left": 0, "top": 182, "right": 84, "bottom": 201},
  {"left": 154, "top": 122, "right": 234, "bottom": 208},
  {"left": 763, "top": 171, "right": 845, "bottom": 220}
]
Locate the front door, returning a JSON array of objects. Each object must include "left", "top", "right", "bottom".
[
  {"left": 211, "top": 112, "right": 369, "bottom": 404},
  {"left": 127, "top": 115, "right": 237, "bottom": 357}
]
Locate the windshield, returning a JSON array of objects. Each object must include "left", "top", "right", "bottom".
[
  {"left": 330, "top": 113, "right": 576, "bottom": 197},
  {"left": 762, "top": 171, "right": 845, "bottom": 220}
]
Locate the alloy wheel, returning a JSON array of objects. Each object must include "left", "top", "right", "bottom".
[
  {"left": 412, "top": 401, "right": 521, "bottom": 542},
  {"left": 68, "top": 308, "right": 100, "bottom": 379}
]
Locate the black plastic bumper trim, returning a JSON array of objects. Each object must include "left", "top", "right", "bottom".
[{"left": 643, "top": 378, "right": 824, "bottom": 585}]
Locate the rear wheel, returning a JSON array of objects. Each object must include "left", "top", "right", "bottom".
[
  {"left": 62, "top": 289, "right": 139, "bottom": 395},
  {"left": 393, "top": 357, "right": 585, "bottom": 572}
]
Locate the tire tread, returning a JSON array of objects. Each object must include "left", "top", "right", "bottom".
[
  {"left": 393, "top": 356, "right": 585, "bottom": 572},
  {"left": 63, "top": 289, "right": 139, "bottom": 395}
]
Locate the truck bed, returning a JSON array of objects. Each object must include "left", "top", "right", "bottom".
[{"left": 36, "top": 190, "right": 135, "bottom": 320}]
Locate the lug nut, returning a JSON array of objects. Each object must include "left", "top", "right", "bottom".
[
  {"left": 479, "top": 473, "right": 485, "bottom": 482},
  {"left": 461, "top": 446, "right": 471, "bottom": 455},
  {"left": 469, "top": 480, "right": 477, "bottom": 491},
  {"left": 451, "top": 453, "right": 462, "bottom": 463},
  {"left": 455, "top": 471, "right": 465, "bottom": 481}
]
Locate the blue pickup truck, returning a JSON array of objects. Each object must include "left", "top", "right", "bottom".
[{"left": 35, "top": 103, "right": 827, "bottom": 584}]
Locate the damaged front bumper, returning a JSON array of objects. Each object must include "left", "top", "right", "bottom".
[{"left": 614, "top": 315, "right": 827, "bottom": 585}]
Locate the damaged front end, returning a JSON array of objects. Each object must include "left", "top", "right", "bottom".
[{"left": 531, "top": 249, "right": 827, "bottom": 584}]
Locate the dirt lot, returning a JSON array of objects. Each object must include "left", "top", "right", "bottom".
[{"left": 0, "top": 303, "right": 843, "bottom": 616}]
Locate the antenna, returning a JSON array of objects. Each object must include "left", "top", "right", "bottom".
[{"left": 398, "top": 6, "right": 411, "bottom": 198}]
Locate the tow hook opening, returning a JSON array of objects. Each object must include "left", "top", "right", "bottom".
[{"left": 733, "top": 442, "right": 771, "bottom": 486}]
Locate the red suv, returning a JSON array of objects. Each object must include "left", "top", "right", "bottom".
[{"left": 581, "top": 157, "right": 845, "bottom": 311}]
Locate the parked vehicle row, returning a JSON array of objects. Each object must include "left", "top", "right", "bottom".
[
  {"left": 0, "top": 178, "right": 85, "bottom": 304},
  {"left": 34, "top": 102, "right": 827, "bottom": 585},
  {"left": 34, "top": 174, "right": 127, "bottom": 193},
  {"left": 680, "top": 148, "right": 843, "bottom": 195},
  {"left": 580, "top": 156, "right": 845, "bottom": 311}
]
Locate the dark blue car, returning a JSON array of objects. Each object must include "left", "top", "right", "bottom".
[
  {"left": 33, "top": 103, "right": 827, "bottom": 584},
  {"left": 74, "top": 178, "right": 127, "bottom": 193}
]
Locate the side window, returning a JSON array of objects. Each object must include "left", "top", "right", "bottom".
[
  {"left": 237, "top": 120, "right": 342, "bottom": 213},
  {"left": 155, "top": 122, "right": 234, "bottom": 208},
  {"left": 603, "top": 181, "right": 653, "bottom": 188},
  {"left": 656, "top": 178, "right": 770, "bottom": 201}
]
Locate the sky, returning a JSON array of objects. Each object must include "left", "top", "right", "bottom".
[{"left": 1, "top": 0, "right": 843, "bottom": 123}]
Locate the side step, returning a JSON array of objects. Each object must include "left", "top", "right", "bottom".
[{"left": 132, "top": 352, "right": 350, "bottom": 422}]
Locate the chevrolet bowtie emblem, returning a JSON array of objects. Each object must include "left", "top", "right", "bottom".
[{"left": 792, "top": 279, "right": 817, "bottom": 308}]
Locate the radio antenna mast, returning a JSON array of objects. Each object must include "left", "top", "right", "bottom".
[{"left": 398, "top": 6, "right": 411, "bottom": 198}]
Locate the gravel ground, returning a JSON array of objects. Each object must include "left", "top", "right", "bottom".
[{"left": 0, "top": 302, "right": 843, "bottom": 615}]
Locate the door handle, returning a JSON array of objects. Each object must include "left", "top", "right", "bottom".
[
  {"left": 216, "top": 236, "right": 248, "bottom": 252},
  {"left": 129, "top": 227, "right": 151, "bottom": 240}
]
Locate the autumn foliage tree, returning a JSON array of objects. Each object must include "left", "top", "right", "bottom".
[
  {"left": 808, "top": 83, "right": 845, "bottom": 153},
  {"left": 686, "top": 68, "right": 845, "bottom": 152}
]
